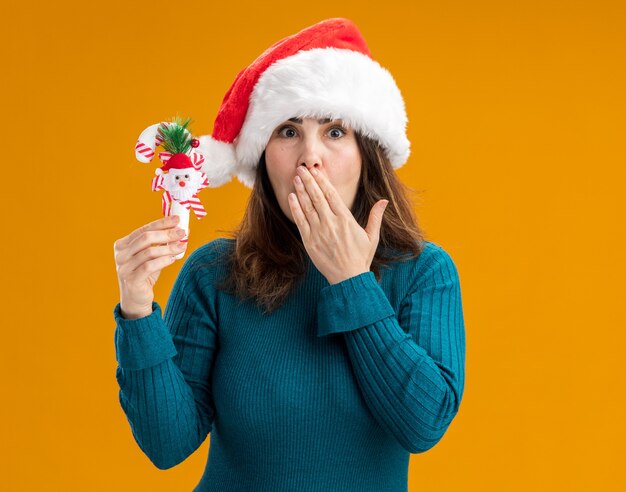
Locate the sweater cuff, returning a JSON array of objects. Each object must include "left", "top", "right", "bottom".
[
  {"left": 317, "top": 272, "right": 396, "bottom": 337},
  {"left": 113, "top": 301, "right": 178, "bottom": 370}
]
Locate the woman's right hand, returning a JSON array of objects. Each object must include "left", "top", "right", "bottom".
[{"left": 114, "top": 215, "right": 188, "bottom": 320}]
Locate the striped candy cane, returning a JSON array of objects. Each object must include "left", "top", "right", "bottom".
[
  {"left": 136, "top": 120, "right": 210, "bottom": 260},
  {"left": 134, "top": 123, "right": 169, "bottom": 163}
]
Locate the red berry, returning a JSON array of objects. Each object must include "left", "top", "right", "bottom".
[{"left": 191, "top": 138, "right": 200, "bottom": 148}]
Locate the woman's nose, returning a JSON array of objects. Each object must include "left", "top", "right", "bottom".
[{"left": 299, "top": 135, "right": 323, "bottom": 169}]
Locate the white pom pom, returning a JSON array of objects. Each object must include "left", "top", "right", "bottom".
[{"left": 195, "top": 135, "right": 239, "bottom": 188}]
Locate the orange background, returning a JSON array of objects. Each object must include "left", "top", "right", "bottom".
[{"left": 2, "top": 0, "right": 625, "bottom": 490}]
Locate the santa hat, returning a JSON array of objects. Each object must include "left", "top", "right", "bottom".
[
  {"left": 197, "top": 17, "right": 410, "bottom": 190},
  {"left": 155, "top": 153, "right": 194, "bottom": 175}
]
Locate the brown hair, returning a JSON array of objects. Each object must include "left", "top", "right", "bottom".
[{"left": 212, "top": 132, "right": 428, "bottom": 315}]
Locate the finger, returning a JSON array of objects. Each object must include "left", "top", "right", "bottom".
[
  {"left": 122, "top": 251, "right": 179, "bottom": 284},
  {"left": 120, "top": 226, "right": 186, "bottom": 264},
  {"left": 131, "top": 241, "right": 187, "bottom": 273},
  {"left": 296, "top": 168, "right": 333, "bottom": 221},
  {"left": 309, "top": 168, "right": 349, "bottom": 217},
  {"left": 120, "top": 241, "right": 187, "bottom": 278},
  {"left": 116, "top": 215, "right": 180, "bottom": 251},
  {"left": 294, "top": 172, "right": 321, "bottom": 226},
  {"left": 364, "top": 200, "right": 389, "bottom": 241},
  {"left": 288, "top": 192, "right": 311, "bottom": 238}
]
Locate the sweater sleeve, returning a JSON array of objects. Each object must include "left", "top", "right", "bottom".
[
  {"left": 113, "top": 246, "right": 219, "bottom": 470},
  {"left": 316, "top": 245, "right": 465, "bottom": 454}
]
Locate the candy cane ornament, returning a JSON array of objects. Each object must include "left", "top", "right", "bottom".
[{"left": 134, "top": 117, "right": 210, "bottom": 260}]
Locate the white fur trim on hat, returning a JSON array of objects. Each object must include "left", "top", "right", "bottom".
[
  {"left": 195, "top": 135, "right": 238, "bottom": 188},
  {"left": 234, "top": 47, "right": 410, "bottom": 187}
]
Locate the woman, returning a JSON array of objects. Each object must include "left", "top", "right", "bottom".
[{"left": 113, "top": 18, "right": 466, "bottom": 492}]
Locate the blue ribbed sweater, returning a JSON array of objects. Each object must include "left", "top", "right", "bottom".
[{"left": 113, "top": 238, "right": 465, "bottom": 491}]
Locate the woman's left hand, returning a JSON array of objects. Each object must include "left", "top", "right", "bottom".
[{"left": 288, "top": 166, "right": 389, "bottom": 285}]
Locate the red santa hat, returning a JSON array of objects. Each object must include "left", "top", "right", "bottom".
[
  {"left": 197, "top": 17, "right": 410, "bottom": 189},
  {"left": 154, "top": 153, "right": 194, "bottom": 176}
]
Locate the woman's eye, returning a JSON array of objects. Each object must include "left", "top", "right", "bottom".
[
  {"left": 328, "top": 127, "right": 346, "bottom": 138},
  {"left": 278, "top": 126, "right": 297, "bottom": 138}
]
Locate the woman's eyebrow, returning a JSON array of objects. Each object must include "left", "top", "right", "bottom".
[{"left": 287, "top": 117, "right": 335, "bottom": 124}]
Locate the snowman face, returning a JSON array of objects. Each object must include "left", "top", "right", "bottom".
[
  {"left": 172, "top": 170, "right": 191, "bottom": 188},
  {"left": 163, "top": 168, "right": 204, "bottom": 199}
]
